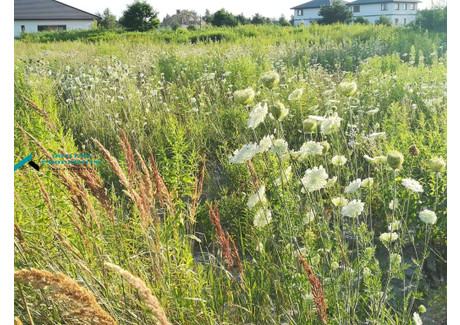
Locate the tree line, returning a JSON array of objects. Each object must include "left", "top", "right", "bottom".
[{"left": 97, "top": 0, "right": 447, "bottom": 32}]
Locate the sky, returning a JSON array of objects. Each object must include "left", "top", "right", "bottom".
[{"left": 59, "top": 0, "right": 433, "bottom": 20}]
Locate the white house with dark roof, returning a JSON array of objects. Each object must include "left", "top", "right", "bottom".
[
  {"left": 346, "top": 0, "right": 420, "bottom": 25},
  {"left": 291, "top": 0, "right": 348, "bottom": 26},
  {"left": 14, "top": 0, "right": 100, "bottom": 38},
  {"left": 291, "top": 0, "right": 420, "bottom": 26}
]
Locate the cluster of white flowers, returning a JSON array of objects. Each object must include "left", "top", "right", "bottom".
[
  {"left": 301, "top": 166, "right": 329, "bottom": 192},
  {"left": 247, "top": 102, "right": 268, "bottom": 129},
  {"left": 229, "top": 143, "right": 260, "bottom": 164},
  {"left": 344, "top": 179, "right": 362, "bottom": 194},
  {"left": 413, "top": 312, "right": 423, "bottom": 325},
  {"left": 388, "top": 220, "right": 401, "bottom": 231},
  {"left": 419, "top": 209, "right": 437, "bottom": 225},
  {"left": 332, "top": 196, "right": 349, "bottom": 207},
  {"left": 402, "top": 178, "right": 424, "bottom": 193},
  {"left": 257, "top": 135, "right": 274, "bottom": 154},
  {"left": 288, "top": 88, "right": 303, "bottom": 101},
  {"left": 361, "top": 177, "right": 374, "bottom": 189},
  {"left": 331, "top": 155, "right": 347, "bottom": 166},
  {"left": 254, "top": 207, "right": 272, "bottom": 228},
  {"left": 389, "top": 198, "right": 399, "bottom": 210},
  {"left": 341, "top": 199, "right": 365, "bottom": 218},
  {"left": 293, "top": 141, "right": 323, "bottom": 157},
  {"left": 233, "top": 87, "right": 255, "bottom": 105},
  {"left": 321, "top": 113, "right": 342, "bottom": 135},
  {"left": 247, "top": 185, "right": 268, "bottom": 209},
  {"left": 379, "top": 232, "right": 399, "bottom": 243},
  {"left": 270, "top": 139, "right": 289, "bottom": 155}
]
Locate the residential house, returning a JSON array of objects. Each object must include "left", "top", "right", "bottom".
[
  {"left": 291, "top": 0, "right": 420, "bottom": 26},
  {"left": 14, "top": 0, "right": 100, "bottom": 38},
  {"left": 291, "top": 0, "right": 348, "bottom": 26},
  {"left": 346, "top": 0, "right": 420, "bottom": 25}
]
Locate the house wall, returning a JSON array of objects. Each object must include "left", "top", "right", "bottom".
[
  {"left": 350, "top": 2, "right": 417, "bottom": 25},
  {"left": 14, "top": 20, "right": 94, "bottom": 37},
  {"left": 293, "top": 8, "right": 321, "bottom": 26}
]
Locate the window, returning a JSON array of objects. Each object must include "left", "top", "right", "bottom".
[
  {"left": 404, "top": 3, "right": 407, "bottom": 9},
  {"left": 381, "top": 3, "right": 388, "bottom": 11},
  {"left": 353, "top": 5, "right": 360, "bottom": 12},
  {"left": 37, "top": 25, "right": 66, "bottom": 32},
  {"left": 404, "top": 18, "right": 407, "bottom": 25},
  {"left": 21, "top": 25, "right": 25, "bottom": 32},
  {"left": 297, "top": 9, "right": 303, "bottom": 16},
  {"left": 410, "top": 3, "right": 416, "bottom": 9},
  {"left": 395, "top": 18, "right": 399, "bottom": 25},
  {"left": 395, "top": 3, "right": 400, "bottom": 10}
]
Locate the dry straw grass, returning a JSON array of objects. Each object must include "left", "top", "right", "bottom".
[
  {"left": 104, "top": 262, "right": 171, "bottom": 325},
  {"left": 14, "top": 268, "right": 117, "bottom": 325},
  {"left": 14, "top": 317, "right": 23, "bottom": 325}
]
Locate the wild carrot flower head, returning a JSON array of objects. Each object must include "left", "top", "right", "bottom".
[
  {"left": 402, "top": 178, "right": 424, "bottom": 193},
  {"left": 301, "top": 166, "right": 328, "bottom": 192},
  {"left": 270, "top": 101, "right": 289, "bottom": 121},
  {"left": 257, "top": 135, "right": 274, "bottom": 154},
  {"left": 361, "top": 177, "right": 374, "bottom": 189},
  {"left": 254, "top": 207, "right": 272, "bottom": 227},
  {"left": 428, "top": 156, "right": 446, "bottom": 173},
  {"left": 344, "top": 179, "right": 362, "bottom": 194},
  {"left": 247, "top": 102, "right": 268, "bottom": 129},
  {"left": 321, "top": 113, "right": 341, "bottom": 135},
  {"left": 259, "top": 70, "right": 280, "bottom": 89},
  {"left": 270, "top": 139, "right": 289, "bottom": 155},
  {"left": 332, "top": 196, "right": 348, "bottom": 207},
  {"left": 413, "top": 312, "right": 423, "bottom": 325},
  {"left": 233, "top": 87, "right": 255, "bottom": 105},
  {"left": 387, "top": 150, "right": 404, "bottom": 170},
  {"left": 337, "top": 81, "right": 358, "bottom": 96},
  {"left": 341, "top": 199, "right": 364, "bottom": 218},
  {"left": 331, "top": 155, "right": 347, "bottom": 166},
  {"left": 303, "top": 118, "right": 317, "bottom": 132},
  {"left": 419, "top": 209, "right": 437, "bottom": 225},
  {"left": 229, "top": 143, "right": 259, "bottom": 164},
  {"left": 379, "top": 232, "right": 399, "bottom": 243}
]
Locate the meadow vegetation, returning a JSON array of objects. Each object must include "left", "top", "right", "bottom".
[{"left": 14, "top": 24, "right": 447, "bottom": 324}]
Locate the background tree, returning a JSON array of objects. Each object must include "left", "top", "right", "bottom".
[
  {"left": 119, "top": 1, "right": 160, "bottom": 32},
  {"left": 235, "top": 14, "right": 250, "bottom": 25},
  {"left": 375, "top": 15, "right": 392, "bottom": 26},
  {"left": 354, "top": 16, "right": 370, "bottom": 25},
  {"left": 211, "top": 9, "right": 237, "bottom": 27},
  {"left": 251, "top": 13, "right": 271, "bottom": 25},
  {"left": 161, "top": 10, "right": 201, "bottom": 29},
  {"left": 317, "top": 1, "right": 353, "bottom": 25},
  {"left": 203, "top": 9, "right": 212, "bottom": 24},
  {"left": 414, "top": 7, "right": 447, "bottom": 32},
  {"left": 97, "top": 8, "right": 118, "bottom": 30},
  {"left": 277, "top": 15, "right": 292, "bottom": 26}
]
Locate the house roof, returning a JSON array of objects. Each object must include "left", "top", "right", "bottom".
[
  {"left": 346, "top": 0, "right": 420, "bottom": 5},
  {"left": 291, "top": 0, "right": 347, "bottom": 10},
  {"left": 15, "top": 0, "right": 100, "bottom": 21}
]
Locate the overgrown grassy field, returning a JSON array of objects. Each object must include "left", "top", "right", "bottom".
[{"left": 14, "top": 24, "right": 447, "bottom": 325}]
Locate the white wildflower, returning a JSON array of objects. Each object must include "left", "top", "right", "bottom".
[
  {"left": 331, "top": 155, "right": 347, "bottom": 166},
  {"left": 254, "top": 207, "right": 272, "bottom": 228},
  {"left": 321, "top": 113, "right": 341, "bottom": 135},
  {"left": 257, "top": 135, "right": 273, "bottom": 154},
  {"left": 247, "top": 185, "right": 267, "bottom": 209},
  {"left": 229, "top": 143, "right": 260, "bottom": 164},
  {"left": 388, "top": 220, "right": 401, "bottom": 231},
  {"left": 361, "top": 177, "right": 374, "bottom": 189},
  {"left": 368, "top": 132, "right": 386, "bottom": 138},
  {"left": 419, "top": 209, "right": 437, "bottom": 225},
  {"left": 270, "top": 139, "right": 288, "bottom": 155},
  {"left": 341, "top": 199, "right": 365, "bottom": 218},
  {"left": 332, "top": 197, "right": 349, "bottom": 207},
  {"left": 247, "top": 102, "right": 268, "bottom": 129},
  {"left": 301, "top": 166, "right": 328, "bottom": 192},
  {"left": 344, "top": 179, "right": 362, "bottom": 194},
  {"left": 233, "top": 87, "right": 255, "bottom": 105},
  {"left": 295, "top": 141, "right": 323, "bottom": 156},
  {"left": 402, "top": 178, "right": 424, "bottom": 193},
  {"left": 379, "top": 232, "right": 399, "bottom": 243},
  {"left": 413, "top": 312, "right": 423, "bottom": 325}
]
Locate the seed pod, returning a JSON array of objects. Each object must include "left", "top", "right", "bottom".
[
  {"left": 408, "top": 144, "right": 420, "bottom": 156},
  {"left": 259, "top": 71, "right": 280, "bottom": 89},
  {"left": 428, "top": 157, "right": 446, "bottom": 173},
  {"left": 303, "top": 118, "right": 317, "bottom": 132}
]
